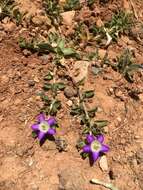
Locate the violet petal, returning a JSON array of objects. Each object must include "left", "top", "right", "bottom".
[
  {"left": 101, "top": 144, "right": 109, "bottom": 153},
  {"left": 47, "top": 117, "right": 56, "bottom": 126},
  {"left": 47, "top": 128, "right": 56, "bottom": 135},
  {"left": 37, "top": 113, "right": 45, "bottom": 122},
  {"left": 31, "top": 124, "right": 39, "bottom": 131},
  {"left": 38, "top": 131, "right": 45, "bottom": 141},
  {"left": 91, "top": 152, "right": 99, "bottom": 162},
  {"left": 86, "top": 134, "right": 95, "bottom": 144},
  {"left": 96, "top": 135, "right": 104, "bottom": 143},
  {"left": 83, "top": 145, "right": 91, "bottom": 153}
]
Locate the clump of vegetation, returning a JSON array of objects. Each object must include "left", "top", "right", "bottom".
[
  {"left": 41, "top": 71, "right": 65, "bottom": 116},
  {"left": 90, "top": 11, "right": 133, "bottom": 45},
  {"left": 71, "top": 88, "right": 108, "bottom": 137},
  {"left": 19, "top": 32, "right": 78, "bottom": 58},
  {"left": 115, "top": 49, "right": 143, "bottom": 82},
  {"left": 0, "top": 0, "right": 23, "bottom": 25},
  {"left": 0, "top": 0, "right": 15, "bottom": 20},
  {"left": 87, "top": 0, "right": 95, "bottom": 8},
  {"left": 43, "top": 0, "right": 61, "bottom": 25},
  {"left": 64, "top": 0, "right": 81, "bottom": 11}
]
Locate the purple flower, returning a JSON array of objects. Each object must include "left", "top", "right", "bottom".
[
  {"left": 31, "top": 113, "right": 56, "bottom": 142},
  {"left": 82, "top": 134, "right": 109, "bottom": 163}
]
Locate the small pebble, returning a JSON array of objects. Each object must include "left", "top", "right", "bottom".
[
  {"left": 28, "top": 80, "right": 35, "bottom": 87},
  {"left": 64, "top": 86, "right": 78, "bottom": 98}
]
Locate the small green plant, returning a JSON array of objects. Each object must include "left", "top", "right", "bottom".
[
  {"left": 0, "top": 0, "right": 15, "bottom": 20},
  {"left": 115, "top": 49, "right": 143, "bottom": 82},
  {"left": 90, "top": 11, "right": 133, "bottom": 45},
  {"left": 43, "top": 0, "right": 61, "bottom": 25},
  {"left": 105, "top": 11, "right": 133, "bottom": 40},
  {"left": 71, "top": 88, "right": 108, "bottom": 137},
  {"left": 12, "top": 8, "right": 23, "bottom": 25},
  {"left": 19, "top": 32, "right": 78, "bottom": 58},
  {"left": 87, "top": 0, "right": 95, "bottom": 7},
  {"left": 41, "top": 71, "right": 65, "bottom": 116},
  {"left": 64, "top": 0, "right": 81, "bottom": 11}
]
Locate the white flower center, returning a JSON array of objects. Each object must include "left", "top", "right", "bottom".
[
  {"left": 39, "top": 121, "right": 49, "bottom": 133},
  {"left": 90, "top": 140, "right": 101, "bottom": 152}
]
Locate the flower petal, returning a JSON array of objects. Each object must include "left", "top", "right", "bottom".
[
  {"left": 83, "top": 145, "right": 91, "bottom": 153},
  {"left": 96, "top": 135, "right": 104, "bottom": 143},
  {"left": 47, "top": 128, "right": 56, "bottom": 135},
  {"left": 31, "top": 124, "right": 39, "bottom": 131},
  {"left": 101, "top": 144, "right": 109, "bottom": 153},
  {"left": 38, "top": 131, "right": 45, "bottom": 141},
  {"left": 86, "top": 134, "right": 95, "bottom": 144},
  {"left": 37, "top": 113, "right": 45, "bottom": 122},
  {"left": 47, "top": 117, "right": 56, "bottom": 126},
  {"left": 91, "top": 152, "right": 100, "bottom": 162}
]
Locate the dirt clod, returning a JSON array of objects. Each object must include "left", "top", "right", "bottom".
[
  {"left": 136, "top": 150, "right": 143, "bottom": 164},
  {"left": 64, "top": 86, "right": 78, "bottom": 98},
  {"left": 58, "top": 168, "right": 87, "bottom": 190}
]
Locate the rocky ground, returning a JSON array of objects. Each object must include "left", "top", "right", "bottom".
[{"left": 0, "top": 0, "right": 143, "bottom": 190}]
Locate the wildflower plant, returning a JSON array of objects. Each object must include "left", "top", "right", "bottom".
[
  {"left": 82, "top": 134, "right": 109, "bottom": 164},
  {"left": 70, "top": 88, "right": 108, "bottom": 136},
  {"left": 115, "top": 49, "right": 143, "bottom": 82}
]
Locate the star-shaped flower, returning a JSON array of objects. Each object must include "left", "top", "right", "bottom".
[
  {"left": 82, "top": 134, "right": 109, "bottom": 163},
  {"left": 31, "top": 113, "right": 56, "bottom": 142}
]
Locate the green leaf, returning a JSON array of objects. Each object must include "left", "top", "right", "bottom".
[
  {"left": 125, "top": 64, "right": 143, "bottom": 73},
  {"left": 19, "top": 37, "right": 26, "bottom": 48},
  {"left": 87, "top": 0, "right": 95, "bottom": 7},
  {"left": 70, "top": 106, "right": 83, "bottom": 116},
  {"left": 54, "top": 82, "right": 66, "bottom": 91},
  {"left": 62, "top": 48, "right": 76, "bottom": 56},
  {"left": 37, "top": 43, "right": 55, "bottom": 53},
  {"left": 80, "top": 115, "right": 89, "bottom": 125},
  {"left": 81, "top": 152, "right": 89, "bottom": 159},
  {"left": 64, "top": 0, "right": 81, "bottom": 11},
  {"left": 58, "top": 39, "right": 65, "bottom": 50},
  {"left": 94, "top": 120, "right": 108, "bottom": 128},
  {"left": 50, "top": 100, "right": 61, "bottom": 115},
  {"left": 76, "top": 140, "right": 85, "bottom": 150},
  {"left": 41, "top": 95, "right": 49, "bottom": 102},
  {"left": 19, "top": 37, "right": 35, "bottom": 50},
  {"left": 44, "top": 72, "right": 53, "bottom": 80},
  {"left": 82, "top": 127, "right": 90, "bottom": 134},
  {"left": 88, "top": 107, "right": 98, "bottom": 118},
  {"left": 82, "top": 90, "right": 95, "bottom": 99},
  {"left": 13, "top": 8, "right": 23, "bottom": 25},
  {"left": 32, "top": 131, "right": 37, "bottom": 138},
  {"left": 43, "top": 83, "right": 52, "bottom": 91}
]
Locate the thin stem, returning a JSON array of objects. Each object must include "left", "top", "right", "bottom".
[{"left": 78, "top": 87, "right": 92, "bottom": 129}]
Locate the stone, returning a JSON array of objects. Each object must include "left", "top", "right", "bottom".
[
  {"left": 66, "top": 100, "right": 73, "bottom": 107},
  {"left": 58, "top": 167, "right": 87, "bottom": 190},
  {"left": 32, "top": 15, "right": 51, "bottom": 26},
  {"left": 98, "top": 49, "right": 107, "bottom": 59},
  {"left": 99, "top": 155, "right": 109, "bottom": 171},
  {"left": 28, "top": 80, "right": 35, "bottom": 87},
  {"left": 3, "top": 22, "right": 16, "bottom": 32},
  {"left": 96, "top": 18, "right": 104, "bottom": 27},
  {"left": 136, "top": 150, "right": 143, "bottom": 164},
  {"left": 64, "top": 86, "right": 78, "bottom": 98},
  {"left": 72, "top": 61, "right": 90, "bottom": 83},
  {"left": 61, "top": 11, "right": 75, "bottom": 26},
  {"left": 23, "top": 49, "right": 31, "bottom": 56},
  {"left": 0, "top": 180, "right": 16, "bottom": 190}
]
